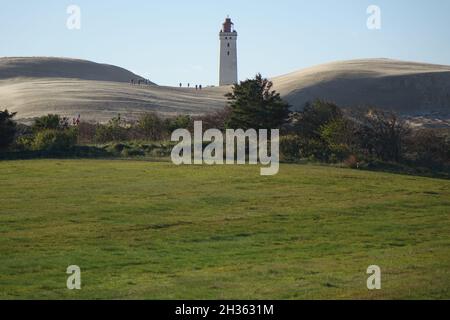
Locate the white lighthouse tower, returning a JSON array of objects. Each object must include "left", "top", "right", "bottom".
[{"left": 219, "top": 16, "right": 238, "bottom": 86}]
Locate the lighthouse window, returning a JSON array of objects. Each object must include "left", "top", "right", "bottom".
[
  {"left": 227, "top": 51, "right": 230, "bottom": 56},
  {"left": 227, "top": 43, "right": 230, "bottom": 47}
]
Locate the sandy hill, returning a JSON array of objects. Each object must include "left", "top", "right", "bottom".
[
  {"left": 0, "top": 57, "right": 151, "bottom": 84},
  {"left": 0, "top": 78, "right": 229, "bottom": 123},
  {"left": 1, "top": 57, "right": 449, "bottom": 124},
  {"left": 272, "top": 58, "right": 450, "bottom": 114},
  {"left": 0, "top": 57, "right": 228, "bottom": 123}
]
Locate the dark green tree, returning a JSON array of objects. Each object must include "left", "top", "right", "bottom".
[
  {"left": 225, "top": 74, "right": 290, "bottom": 130},
  {"left": 290, "top": 100, "right": 343, "bottom": 139},
  {"left": 0, "top": 109, "right": 17, "bottom": 150}
]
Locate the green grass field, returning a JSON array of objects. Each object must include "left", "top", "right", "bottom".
[{"left": 0, "top": 159, "right": 449, "bottom": 299}]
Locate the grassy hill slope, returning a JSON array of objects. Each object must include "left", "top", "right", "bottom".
[{"left": 0, "top": 160, "right": 449, "bottom": 299}]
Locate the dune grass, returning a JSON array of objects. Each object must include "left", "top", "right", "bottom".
[{"left": 0, "top": 159, "right": 449, "bottom": 299}]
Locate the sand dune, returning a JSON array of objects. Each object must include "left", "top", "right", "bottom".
[
  {"left": 272, "top": 58, "right": 450, "bottom": 113},
  {"left": 0, "top": 78, "right": 229, "bottom": 123},
  {"left": 0, "top": 57, "right": 151, "bottom": 84},
  {"left": 0, "top": 57, "right": 228, "bottom": 122},
  {"left": 1, "top": 57, "right": 449, "bottom": 123}
]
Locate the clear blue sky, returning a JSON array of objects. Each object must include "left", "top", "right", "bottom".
[{"left": 1, "top": 0, "right": 449, "bottom": 86}]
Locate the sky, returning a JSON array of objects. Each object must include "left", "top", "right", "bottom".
[{"left": 1, "top": 0, "right": 450, "bottom": 86}]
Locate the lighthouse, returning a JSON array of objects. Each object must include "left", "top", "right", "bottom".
[{"left": 219, "top": 17, "right": 238, "bottom": 86}]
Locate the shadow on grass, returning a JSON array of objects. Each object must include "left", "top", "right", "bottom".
[
  {"left": 362, "top": 161, "right": 450, "bottom": 180},
  {"left": 1, "top": 147, "right": 449, "bottom": 180},
  {"left": 280, "top": 159, "right": 450, "bottom": 180},
  {"left": 0, "top": 146, "right": 113, "bottom": 160}
]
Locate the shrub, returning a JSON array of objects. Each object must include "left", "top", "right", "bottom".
[
  {"left": 0, "top": 109, "right": 17, "bottom": 150},
  {"left": 32, "top": 114, "right": 69, "bottom": 132},
  {"left": 280, "top": 135, "right": 303, "bottom": 161},
  {"left": 356, "top": 109, "right": 410, "bottom": 162},
  {"left": 121, "top": 148, "right": 145, "bottom": 157},
  {"left": 95, "top": 116, "right": 128, "bottom": 143},
  {"left": 300, "top": 138, "right": 331, "bottom": 162},
  {"left": 15, "top": 135, "right": 34, "bottom": 151},
  {"left": 32, "top": 129, "right": 77, "bottom": 151},
  {"left": 320, "top": 118, "right": 357, "bottom": 161},
  {"left": 166, "top": 115, "right": 193, "bottom": 132},
  {"left": 197, "top": 107, "right": 232, "bottom": 131},
  {"left": 343, "top": 155, "right": 359, "bottom": 169},
  {"left": 290, "top": 100, "right": 343, "bottom": 139},
  {"left": 77, "top": 122, "right": 97, "bottom": 144},
  {"left": 103, "top": 143, "right": 129, "bottom": 155},
  {"left": 138, "top": 113, "right": 167, "bottom": 140},
  {"left": 405, "top": 128, "right": 450, "bottom": 168}
]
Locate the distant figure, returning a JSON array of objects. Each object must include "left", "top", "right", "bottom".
[
  {"left": 131, "top": 79, "right": 134, "bottom": 85},
  {"left": 199, "top": 85, "right": 202, "bottom": 90},
  {"left": 72, "top": 114, "right": 81, "bottom": 126},
  {"left": 195, "top": 85, "right": 198, "bottom": 90},
  {"left": 179, "top": 83, "right": 182, "bottom": 88},
  {"left": 188, "top": 83, "right": 190, "bottom": 88}
]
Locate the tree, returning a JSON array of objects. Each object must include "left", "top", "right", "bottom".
[
  {"left": 406, "top": 128, "right": 450, "bottom": 167},
  {"left": 225, "top": 74, "right": 290, "bottom": 130},
  {"left": 0, "top": 109, "right": 17, "bottom": 150},
  {"left": 290, "top": 100, "right": 343, "bottom": 139},
  {"left": 320, "top": 117, "right": 358, "bottom": 160},
  {"left": 357, "top": 109, "right": 410, "bottom": 162}
]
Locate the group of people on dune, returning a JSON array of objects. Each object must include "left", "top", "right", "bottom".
[
  {"left": 130, "top": 79, "right": 204, "bottom": 90},
  {"left": 179, "top": 83, "right": 203, "bottom": 90},
  {"left": 130, "top": 78, "right": 152, "bottom": 86}
]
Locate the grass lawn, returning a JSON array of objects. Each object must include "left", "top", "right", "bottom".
[{"left": 0, "top": 159, "right": 449, "bottom": 299}]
